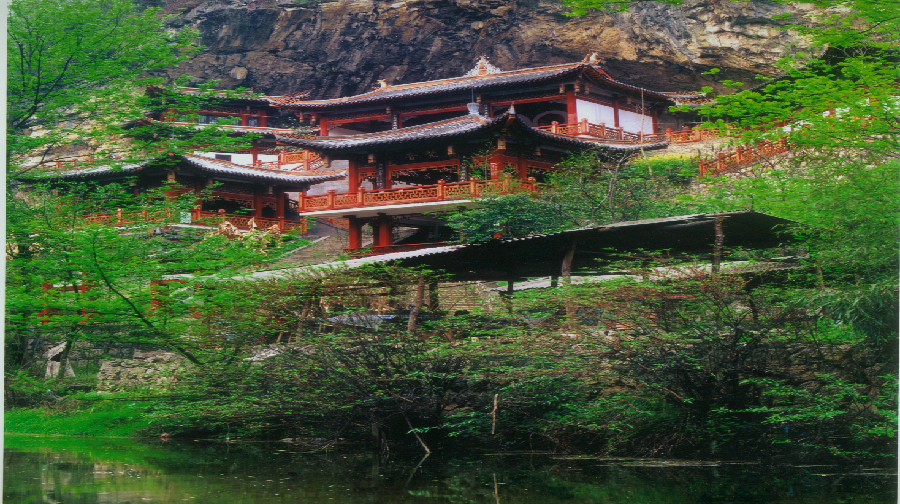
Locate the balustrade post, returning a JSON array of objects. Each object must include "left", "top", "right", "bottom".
[
  {"left": 551, "top": 121, "right": 558, "bottom": 134},
  {"left": 470, "top": 177, "right": 478, "bottom": 197},
  {"left": 298, "top": 191, "right": 306, "bottom": 212},
  {"left": 116, "top": 208, "right": 122, "bottom": 225},
  {"left": 358, "top": 186, "right": 366, "bottom": 206},
  {"left": 616, "top": 127, "right": 624, "bottom": 140},
  {"left": 527, "top": 177, "right": 536, "bottom": 191},
  {"left": 716, "top": 153, "right": 726, "bottom": 174},
  {"left": 303, "top": 150, "right": 310, "bottom": 171},
  {"left": 437, "top": 179, "right": 445, "bottom": 200},
  {"left": 599, "top": 122, "right": 606, "bottom": 137},
  {"left": 326, "top": 189, "right": 335, "bottom": 210},
  {"left": 666, "top": 128, "right": 673, "bottom": 140},
  {"left": 580, "top": 118, "right": 588, "bottom": 134}
]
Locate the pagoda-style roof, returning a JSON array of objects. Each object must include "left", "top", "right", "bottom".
[
  {"left": 282, "top": 57, "right": 706, "bottom": 109},
  {"left": 276, "top": 110, "right": 667, "bottom": 155},
  {"left": 146, "top": 86, "right": 313, "bottom": 105},
  {"left": 139, "top": 117, "right": 299, "bottom": 136},
  {"left": 33, "top": 155, "right": 345, "bottom": 187}
]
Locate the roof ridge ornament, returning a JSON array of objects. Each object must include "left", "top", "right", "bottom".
[
  {"left": 463, "top": 56, "right": 503, "bottom": 77},
  {"left": 377, "top": 79, "right": 388, "bottom": 89},
  {"left": 584, "top": 52, "right": 600, "bottom": 65}
]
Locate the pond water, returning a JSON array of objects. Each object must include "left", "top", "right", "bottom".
[{"left": 3, "top": 435, "right": 895, "bottom": 503}]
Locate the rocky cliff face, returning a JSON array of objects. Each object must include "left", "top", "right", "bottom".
[{"left": 164, "top": 0, "right": 810, "bottom": 97}]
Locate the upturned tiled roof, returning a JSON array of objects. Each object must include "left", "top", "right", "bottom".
[
  {"left": 179, "top": 155, "right": 346, "bottom": 184},
  {"left": 147, "top": 86, "right": 313, "bottom": 105},
  {"left": 282, "top": 60, "right": 706, "bottom": 109},
  {"left": 40, "top": 155, "right": 345, "bottom": 186},
  {"left": 276, "top": 112, "right": 667, "bottom": 153},
  {"left": 146, "top": 119, "right": 298, "bottom": 136}
]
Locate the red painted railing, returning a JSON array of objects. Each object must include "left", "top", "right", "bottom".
[
  {"left": 82, "top": 210, "right": 306, "bottom": 233},
  {"left": 253, "top": 149, "right": 322, "bottom": 171},
  {"left": 698, "top": 139, "right": 790, "bottom": 176},
  {"left": 536, "top": 120, "right": 720, "bottom": 144},
  {"left": 297, "top": 177, "right": 535, "bottom": 213},
  {"left": 192, "top": 211, "right": 306, "bottom": 233},
  {"left": 343, "top": 242, "right": 447, "bottom": 257}
]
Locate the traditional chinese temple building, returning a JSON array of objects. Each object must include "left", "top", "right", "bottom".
[
  {"left": 36, "top": 56, "right": 710, "bottom": 250},
  {"left": 45, "top": 154, "right": 346, "bottom": 233}
]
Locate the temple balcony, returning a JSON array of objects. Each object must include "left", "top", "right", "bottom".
[
  {"left": 296, "top": 177, "right": 535, "bottom": 216},
  {"left": 535, "top": 120, "right": 720, "bottom": 144},
  {"left": 81, "top": 209, "right": 308, "bottom": 234}
]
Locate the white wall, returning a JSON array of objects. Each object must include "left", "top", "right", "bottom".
[
  {"left": 618, "top": 110, "right": 654, "bottom": 134},
  {"left": 575, "top": 99, "right": 615, "bottom": 126}
]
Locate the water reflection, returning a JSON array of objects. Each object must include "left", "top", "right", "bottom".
[{"left": 3, "top": 436, "right": 895, "bottom": 504}]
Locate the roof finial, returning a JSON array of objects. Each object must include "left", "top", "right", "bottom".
[
  {"left": 377, "top": 79, "right": 388, "bottom": 88},
  {"left": 508, "top": 104, "right": 516, "bottom": 116},
  {"left": 464, "top": 56, "right": 502, "bottom": 78},
  {"left": 477, "top": 55, "right": 489, "bottom": 75},
  {"left": 586, "top": 52, "right": 600, "bottom": 64}
]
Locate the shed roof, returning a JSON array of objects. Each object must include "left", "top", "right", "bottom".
[{"left": 249, "top": 211, "right": 793, "bottom": 282}]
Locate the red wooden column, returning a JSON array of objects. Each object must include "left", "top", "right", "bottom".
[
  {"left": 517, "top": 152, "right": 527, "bottom": 182},
  {"left": 319, "top": 117, "right": 329, "bottom": 137},
  {"left": 253, "top": 186, "right": 262, "bottom": 219},
  {"left": 250, "top": 140, "right": 259, "bottom": 164},
  {"left": 613, "top": 98, "right": 621, "bottom": 128},
  {"left": 347, "top": 216, "right": 363, "bottom": 249},
  {"left": 275, "top": 188, "right": 285, "bottom": 230},
  {"left": 378, "top": 213, "right": 392, "bottom": 246},
  {"left": 651, "top": 109, "right": 659, "bottom": 133},
  {"left": 490, "top": 150, "right": 502, "bottom": 180},
  {"left": 348, "top": 158, "right": 358, "bottom": 193},
  {"left": 566, "top": 88, "right": 577, "bottom": 124}
]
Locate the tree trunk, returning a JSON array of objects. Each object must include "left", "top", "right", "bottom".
[
  {"left": 55, "top": 338, "right": 74, "bottom": 380},
  {"left": 407, "top": 276, "right": 426, "bottom": 335}
]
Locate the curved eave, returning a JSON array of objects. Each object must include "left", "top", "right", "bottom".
[
  {"left": 146, "top": 85, "right": 312, "bottom": 104},
  {"left": 140, "top": 119, "right": 297, "bottom": 136},
  {"left": 275, "top": 114, "right": 501, "bottom": 152},
  {"left": 516, "top": 122, "right": 668, "bottom": 152},
  {"left": 180, "top": 155, "right": 346, "bottom": 185}
]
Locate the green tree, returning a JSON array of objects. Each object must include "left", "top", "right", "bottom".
[
  {"left": 446, "top": 153, "right": 709, "bottom": 243},
  {"left": 6, "top": 0, "right": 253, "bottom": 176}
]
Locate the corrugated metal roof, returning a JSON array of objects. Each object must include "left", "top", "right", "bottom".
[{"left": 241, "top": 211, "right": 793, "bottom": 282}]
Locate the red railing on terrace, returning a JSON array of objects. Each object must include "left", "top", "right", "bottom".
[
  {"left": 343, "top": 242, "right": 447, "bottom": 257},
  {"left": 253, "top": 150, "right": 322, "bottom": 171},
  {"left": 82, "top": 209, "right": 306, "bottom": 234},
  {"left": 298, "top": 177, "right": 535, "bottom": 213},
  {"left": 698, "top": 139, "right": 789, "bottom": 176},
  {"left": 192, "top": 211, "right": 307, "bottom": 233},
  {"left": 535, "top": 120, "right": 720, "bottom": 144}
]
